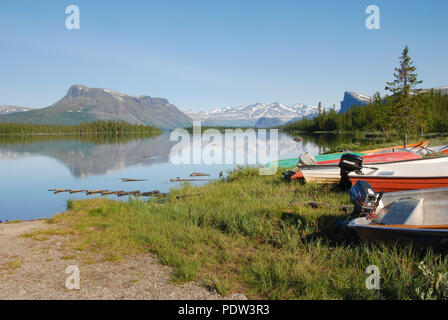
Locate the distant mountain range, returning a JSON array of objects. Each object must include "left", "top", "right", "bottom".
[
  {"left": 0, "top": 85, "right": 192, "bottom": 129},
  {"left": 3, "top": 85, "right": 445, "bottom": 129},
  {"left": 0, "top": 105, "right": 32, "bottom": 115},
  {"left": 184, "top": 103, "right": 320, "bottom": 127}
]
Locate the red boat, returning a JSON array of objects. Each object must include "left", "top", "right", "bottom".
[
  {"left": 316, "top": 151, "right": 422, "bottom": 165},
  {"left": 349, "top": 176, "right": 448, "bottom": 193},
  {"left": 348, "top": 157, "right": 448, "bottom": 192}
]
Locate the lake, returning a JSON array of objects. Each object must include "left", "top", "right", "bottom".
[{"left": 0, "top": 131, "right": 351, "bottom": 221}]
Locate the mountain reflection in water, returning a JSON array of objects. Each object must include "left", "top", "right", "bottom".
[{"left": 0, "top": 131, "right": 341, "bottom": 221}]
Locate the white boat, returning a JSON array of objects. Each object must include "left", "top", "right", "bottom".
[
  {"left": 297, "top": 156, "right": 448, "bottom": 191},
  {"left": 348, "top": 156, "right": 448, "bottom": 192},
  {"left": 297, "top": 165, "right": 341, "bottom": 184}
]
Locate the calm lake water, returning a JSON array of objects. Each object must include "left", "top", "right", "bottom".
[{"left": 0, "top": 131, "right": 351, "bottom": 221}]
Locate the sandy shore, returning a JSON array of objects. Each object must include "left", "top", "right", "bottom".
[{"left": 0, "top": 220, "right": 247, "bottom": 300}]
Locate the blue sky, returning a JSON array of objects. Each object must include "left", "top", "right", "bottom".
[{"left": 1, "top": 0, "right": 447, "bottom": 111}]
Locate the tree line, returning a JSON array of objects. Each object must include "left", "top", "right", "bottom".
[
  {"left": 283, "top": 91, "right": 448, "bottom": 135},
  {"left": 0, "top": 120, "right": 162, "bottom": 136},
  {"left": 284, "top": 46, "right": 448, "bottom": 137}
]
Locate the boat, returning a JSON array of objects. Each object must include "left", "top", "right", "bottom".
[
  {"left": 316, "top": 150, "right": 422, "bottom": 165},
  {"left": 360, "top": 140, "right": 429, "bottom": 154},
  {"left": 269, "top": 140, "right": 428, "bottom": 169},
  {"left": 424, "top": 144, "right": 448, "bottom": 155},
  {"left": 268, "top": 151, "right": 366, "bottom": 168},
  {"left": 348, "top": 156, "right": 448, "bottom": 192},
  {"left": 289, "top": 151, "right": 424, "bottom": 183},
  {"left": 346, "top": 182, "right": 448, "bottom": 247},
  {"left": 291, "top": 165, "right": 341, "bottom": 184}
]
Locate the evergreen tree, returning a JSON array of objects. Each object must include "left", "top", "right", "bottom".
[{"left": 385, "top": 45, "right": 424, "bottom": 137}]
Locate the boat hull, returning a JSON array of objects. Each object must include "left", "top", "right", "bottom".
[
  {"left": 301, "top": 174, "right": 340, "bottom": 184},
  {"left": 317, "top": 151, "right": 422, "bottom": 165},
  {"left": 350, "top": 225, "right": 448, "bottom": 247},
  {"left": 349, "top": 176, "right": 448, "bottom": 192},
  {"left": 271, "top": 152, "right": 365, "bottom": 168}
]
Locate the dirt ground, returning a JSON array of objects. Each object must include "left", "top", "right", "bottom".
[{"left": 0, "top": 220, "right": 247, "bottom": 300}]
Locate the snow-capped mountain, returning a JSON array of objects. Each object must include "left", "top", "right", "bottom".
[
  {"left": 0, "top": 105, "right": 32, "bottom": 115},
  {"left": 184, "top": 102, "right": 320, "bottom": 127}
]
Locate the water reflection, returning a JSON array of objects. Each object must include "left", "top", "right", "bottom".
[
  {"left": 0, "top": 132, "right": 337, "bottom": 178},
  {"left": 0, "top": 134, "right": 173, "bottom": 178},
  {"left": 0, "top": 131, "right": 354, "bottom": 221}
]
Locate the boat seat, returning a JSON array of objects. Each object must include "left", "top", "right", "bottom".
[{"left": 380, "top": 198, "right": 424, "bottom": 225}]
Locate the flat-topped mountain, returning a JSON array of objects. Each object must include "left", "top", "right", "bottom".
[
  {"left": 0, "top": 85, "right": 192, "bottom": 129},
  {"left": 339, "top": 91, "right": 372, "bottom": 114}
]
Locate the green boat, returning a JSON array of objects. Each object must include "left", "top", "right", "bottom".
[{"left": 267, "top": 152, "right": 366, "bottom": 168}]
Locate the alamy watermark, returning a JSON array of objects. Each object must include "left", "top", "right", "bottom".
[
  {"left": 65, "top": 265, "right": 80, "bottom": 290},
  {"left": 365, "top": 265, "right": 380, "bottom": 290},
  {"left": 169, "top": 121, "right": 279, "bottom": 175},
  {"left": 365, "top": 5, "right": 380, "bottom": 30},
  {"left": 66, "top": 5, "right": 80, "bottom": 30}
]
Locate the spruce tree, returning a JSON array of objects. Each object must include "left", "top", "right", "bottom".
[{"left": 385, "top": 45, "right": 425, "bottom": 138}]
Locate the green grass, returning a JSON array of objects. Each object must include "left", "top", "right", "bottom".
[{"left": 49, "top": 166, "right": 448, "bottom": 299}]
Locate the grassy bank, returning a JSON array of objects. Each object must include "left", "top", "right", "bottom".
[{"left": 45, "top": 167, "right": 448, "bottom": 299}]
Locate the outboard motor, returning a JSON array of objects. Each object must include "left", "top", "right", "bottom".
[
  {"left": 338, "top": 153, "right": 363, "bottom": 190},
  {"left": 282, "top": 170, "right": 297, "bottom": 180},
  {"left": 348, "top": 180, "right": 383, "bottom": 221},
  {"left": 337, "top": 180, "right": 383, "bottom": 231}
]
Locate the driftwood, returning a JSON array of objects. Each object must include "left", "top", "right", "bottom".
[
  {"left": 50, "top": 187, "right": 164, "bottom": 198},
  {"left": 69, "top": 190, "right": 85, "bottom": 194},
  {"left": 86, "top": 190, "right": 108, "bottom": 195},
  {"left": 139, "top": 190, "right": 160, "bottom": 196},
  {"left": 121, "top": 178, "right": 148, "bottom": 182},
  {"left": 49, "top": 189, "right": 70, "bottom": 194},
  {"left": 117, "top": 191, "right": 140, "bottom": 197},
  {"left": 101, "top": 190, "right": 123, "bottom": 195},
  {"left": 189, "top": 173, "right": 210, "bottom": 177},
  {"left": 55, "top": 190, "right": 70, "bottom": 194}
]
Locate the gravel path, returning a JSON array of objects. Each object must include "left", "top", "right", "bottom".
[{"left": 0, "top": 221, "right": 247, "bottom": 300}]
